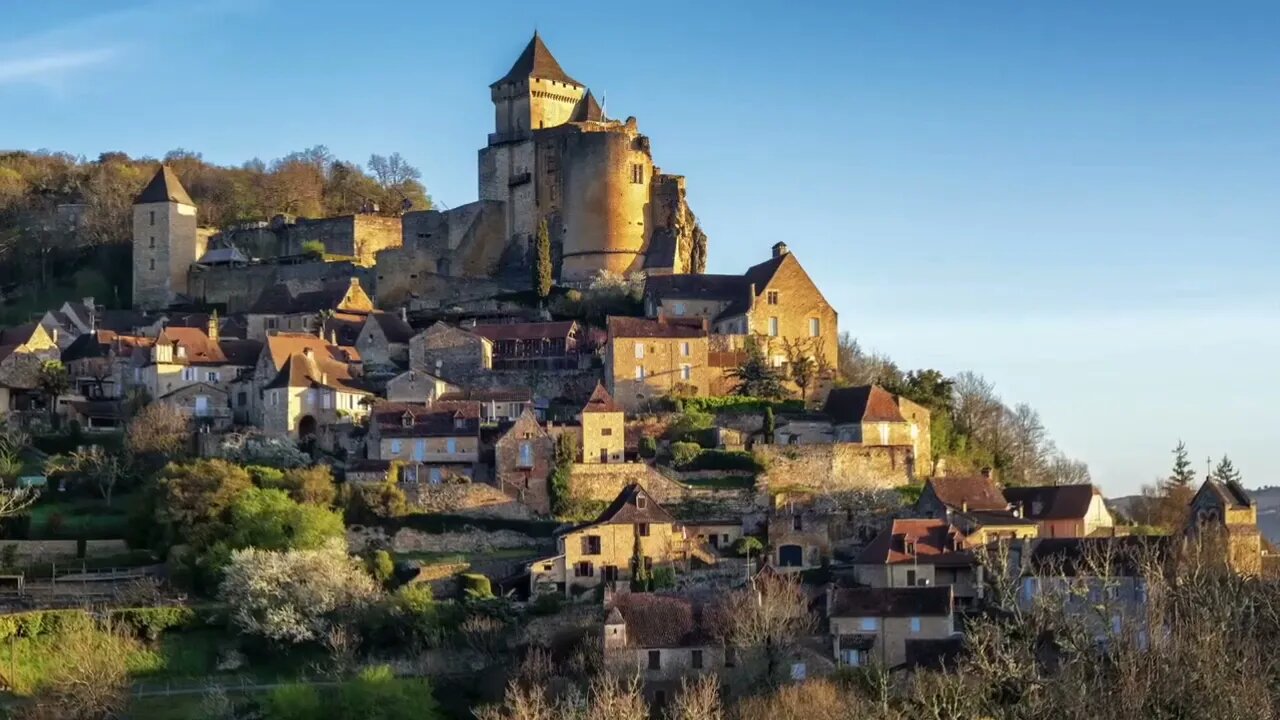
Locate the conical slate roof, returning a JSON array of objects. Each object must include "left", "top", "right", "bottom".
[
  {"left": 571, "top": 90, "right": 604, "bottom": 122},
  {"left": 491, "top": 32, "right": 581, "bottom": 88},
  {"left": 134, "top": 166, "right": 194, "bottom": 206}
]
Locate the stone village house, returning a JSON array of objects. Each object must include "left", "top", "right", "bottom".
[
  {"left": 260, "top": 346, "right": 372, "bottom": 440},
  {"left": 366, "top": 400, "right": 482, "bottom": 484},
  {"left": 494, "top": 408, "right": 555, "bottom": 514},
  {"left": 604, "top": 316, "right": 711, "bottom": 412},
  {"left": 827, "top": 585, "right": 957, "bottom": 669},
  {"left": 1003, "top": 484, "right": 1116, "bottom": 539}
]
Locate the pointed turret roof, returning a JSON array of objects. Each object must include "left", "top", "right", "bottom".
[
  {"left": 570, "top": 90, "right": 604, "bottom": 122},
  {"left": 134, "top": 166, "right": 194, "bottom": 206},
  {"left": 491, "top": 32, "right": 581, "bottom": 88},
  {"left": 581, "top": 382, "right": 620, "bottom": 414}
]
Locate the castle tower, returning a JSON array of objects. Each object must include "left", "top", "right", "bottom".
[
  {"left": 132, "top": 166, "right": 199, "bottom": 310},
  {"left": 489, "top": 32, "right": 586, "bottom": 139}
]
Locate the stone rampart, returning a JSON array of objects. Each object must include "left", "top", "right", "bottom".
[{"left": 756, "top": 443, "right": 913, "bottom": 493}]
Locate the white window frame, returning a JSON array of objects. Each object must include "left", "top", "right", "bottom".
[
  {"left": 635, "top": 366, "right": 645, "bottom": 380},
  {"left": 769, "top": 317, "right": 779, "bottom": 337},
  {"left": 680, "top": 364, "right": 692, "bottom": 381},
  {"left": 206, "top": 370, "right": 219, "bottom": 383},
  {"left": 681, "top": 341, "right": 690, "bottom": 357},
  {"left": 182, "top": 367, "right": 196, "bottom": 381},
  {"left": 321, "top": 391, "right": 332, "bottom": 410},
  {"left": 809, "top": 317, "right": 820, "bottom": 337},
  {"left": 634, "top": 342, "right": 644, "bottom": 359},
  {"left": 518, "top": 441, "right": 533, "bottom": 468}
]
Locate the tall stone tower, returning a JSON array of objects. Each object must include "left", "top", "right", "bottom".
[
  {"left": 132, "top": 166, "right": 200, "bottom": 310},
  {"left": 489, "top": 32, "right": 587, "bottom": 140}
]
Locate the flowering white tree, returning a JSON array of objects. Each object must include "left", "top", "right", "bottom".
[{"left": 220, "top": 540, "right": 378, "bottom": 644}]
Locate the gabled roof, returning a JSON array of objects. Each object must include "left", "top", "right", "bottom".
[
  {"left": 581, "top": 382, "right": 620, "bottom": 414},
  {"left": 263, "top": 349, "right": 371, "bottom": 395},
  {"left": 471, "top": 320, "right": 578, "bottom": 342},
  {"left": 606, "top": 316, "right": 707, "bottom": 339},
  {"left": 322, "top": 312, "right": 366, "bottom": 347},
  {"left": 369, "top": 312, "right": 414, "bottom": 344},
  {"left": 250, "top": 278, "right": 369, "bottom": 315},
  {"left": 61, "top": 330, "right": 117, "bottom": 362},
  {"left": 218, "top": 338, "right": 263, "bottom": 367},
  {"left": 923, "top": 475, "right": 1009, "bottom": 513},
  {"left": 370, "top": 400, "right": 481, "bottom": 438},
  {"left": 823, "top": 385, "right": 906, "bottom": 425},
  {"left": 0, "top": 323, "right": 45, "bottom": 347},
  {"left": 643, "top": 273, "right": 750, "bottom": 305},
  {"left": 830, "top": 586, "right": 952, "bottom": 618},
  {"left": 263, "top": 333, "right": 360, "bottom": 370},
  {"left": 196, "top": 247, "right": 248, "bottom": 265},
  {"left": 856, "top": 518, "right": 974, "bottom": 567},
  {"left": 1026, "top": 536, "right": 1168, "bottom": 577},
  {"left": 1004, "top": 485, "right": 1101, "bottom": 521},
  {"left": 572, "top": 484, "right": 675, "bottom": 532},
  {"left": 134, "top": 166, "right": 194, "bottom": 206},
  {"left": 1199, "top": 478, "right": 1252, "bottom": 509},
  {"left": 491, "top": 32, "right": 582, "bottom": 88},
  {"left": 154, "top": 327, "right": 230, "bottom": 366}
]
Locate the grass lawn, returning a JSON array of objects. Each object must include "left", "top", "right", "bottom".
[{"left": 24, "top": 493, "right": 134, "bottom": 539}]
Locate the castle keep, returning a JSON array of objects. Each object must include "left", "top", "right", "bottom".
[{"left": 377, "top": 33, "right": 707, "bottom": 301}]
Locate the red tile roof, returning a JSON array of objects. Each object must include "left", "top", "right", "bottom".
[
  {"left": 371, "top": 400, "right": 481, "bottom": 438},
  {"left": 857, "top": 518, "right": 974, "bottom": 566},
  {"left": 607, "top": 315, "right": 707, "bottom": 339},
  {"left": 581, "top": 382, "right": 620, "bottom": 414},
  {"left": 823, "top": 385, "right": 906, "bottom": 424}
]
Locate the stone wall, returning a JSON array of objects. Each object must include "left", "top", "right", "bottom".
[
  {"left": 188, "top": 260, "right": 375, "bottom": 313},
  {"left": 405, "top": 482, "right": 534, "bottom": 520},
  {"left": 494, "top": 412, "right": 554, "bottom": 515},
  {"left": 0, "top": 539, "right": 130, "bottom": 563},
  {"left": 347, "top": 525, "right": 549, "bottom": 554},
  {"left": 567, "top": 462, "right": 686, "bottom": 504},
  {"left": 756, "top": 443, "right": 914, "bottom": 493}
]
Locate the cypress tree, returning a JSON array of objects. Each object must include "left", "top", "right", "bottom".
[{"left": 533, "top": 219, "right": 553, "bottom": 301}]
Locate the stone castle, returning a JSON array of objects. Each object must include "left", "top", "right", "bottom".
[{"left": 133, "top": 33, "right": 707, "bottom": 311}]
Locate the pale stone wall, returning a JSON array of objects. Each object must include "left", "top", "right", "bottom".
[
  {"left": 346, "top": 525, "right": 545, "bottom": 554},
  {"left": 408, "top": 324, "right": 492, "bottom": 381},
  {"left": 133, "top": 201, "right": 199, "bottom": 310},
  {"left": 405, "top": 482, "right": 534, "bottom": 519},
  {"left": 606, "top": 335, "right": 711, "bottom": 411},
  {"left": 581, "top": 411, "right": 624, "bottom": 464},
  {"left": 375, "top": 436, "right": 479, "bottom": 464},
  {"left": 495, "top": 412, "right": 554, "bottom": 514},
  {"left": 562, "top": 519, "right": 684, "bottom": 595},
  {"left": 757, "top": 444, "right": 915, "bottom": 492},
  {"left": 188, "top": 261, "right": 375, "bottom": 314},
  {"left": 829, "top": 614, "right": 952, "bottom": 668},
  {"left": 745, "top": 252, "right": 839, "bottom": 370},
  {"left": 566, "top": 462, "right": 686, "bottom": 504}
]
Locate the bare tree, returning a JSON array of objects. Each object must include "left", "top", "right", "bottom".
[
  {"left": 708, "top": 573, "right": 815, "bottom": 683},
  {"left": 666, "top": 675, "right": 723, "bottom": 720}
]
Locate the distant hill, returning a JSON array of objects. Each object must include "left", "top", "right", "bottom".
[{"left": 1110, "top": 487, "right": 1280, "bottom": 545}]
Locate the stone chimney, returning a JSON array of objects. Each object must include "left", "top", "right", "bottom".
[
  {"left": 772, "top": 242, "right": 789, "bottom": 258},
  {"left": 207, "top": 311, "right": 219, "bottom": 342}
]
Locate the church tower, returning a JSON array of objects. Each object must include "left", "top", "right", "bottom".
[
  {"left": 132, "top": 166, "right": 199, "bottom": 310},
  {"left": 489, "top": 32, "right": 586, "bottom": 139}
]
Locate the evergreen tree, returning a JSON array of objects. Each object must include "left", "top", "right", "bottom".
[
  {"left": 630, "top": 531, "right": 651, "bottom": 592},
  {"left": 532, "top": 219, "right": 553, "bottom": 301},
  {"left": 763, "top": 406, "right": 776, "bottom": 441},
  {"left": 1212, "top": 454, "right": 1243, "bottom": 485},
  {"left": 1169, "top": 440, "right": 1196, "bottom": 489},
  {"left": 727, "top": 339, "right": 786, "bottom": 399}
]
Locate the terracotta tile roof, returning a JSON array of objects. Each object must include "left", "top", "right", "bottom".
[
  {"left": 438, "top": 387, "right": 533, "bottom": 403},
  {"left": 606, "top": 315, "right": 707, "bottom": 339},
  {"left": 830, "top": 586, "right": 952, "bottom": 618},
  {"left": 471, "top": 320, "right": 578, "bottom": 342},
  {"left": 856, "top": 518, "right": 974, "bottom": 566},
  {"left": 263, "top": 349, "right": 371, "bottom": 395},
  {"left": 1004, "top": 485, "right": 1100, "bottom": 521},
  {"left": 925, "top": 475, "right": 1009, "bottom": 513},
  {"left": 264, "top": 333, "right": 360, "bottom": 370},
  {"left": 823, "top": 385, "right": 906, "bottom": 424},
  {"left": 371, "top": 400, "right": 481, "bottom": 438},
  {"left": 578, "top": 382, "right": 619, "bottom": 414},
  {"left": 134, "top": 166, "right": 194, "bottom": 205},
  {"left": 954, "top": 510, "right": 1037, "bottom": 527},
  {"left": 491, "top": 32, "right": 582, "bottom": 88},
  {"left": 156, "top": 327, "right": 227, "bottom": 365}
]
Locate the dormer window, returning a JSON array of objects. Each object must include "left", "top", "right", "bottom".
[
  {"left": 636, "top": 495, "right": 647, "bottom": 510},
  {"left": 401, "top": 412, "right": 414, "bottom": 428},
  {"left": 175, "top": 345, "right": 186, "bottom": 359},
  {"left": 905, "top": 540, "right": 916, "bottom": 556},
  {"left": 455, "top": 417, "right": 467, "bottom": 430}
]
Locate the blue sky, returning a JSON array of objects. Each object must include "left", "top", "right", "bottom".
[{"left": 2, "top": 1, "right": 1277, "bottom": 495}]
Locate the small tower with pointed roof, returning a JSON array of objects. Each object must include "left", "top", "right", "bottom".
[
  {"left": 132, "top": 166, "right": 201, "bottom": 310},
  {"left": 580, "top": 382, "right": 624, "bottom": 464},
  {"left": 490, "top": 32, "right": 586, "bottom": 139}
]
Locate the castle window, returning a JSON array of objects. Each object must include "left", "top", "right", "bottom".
[
  {"left": 767, "top": 291, "right": 779, "bottom": 305},
  {"left": 809, "top": 318, "right": 820, "bottom": 337},
  {"left": 630, "top": 163, "right": 644, "bottom": 184},
  {"left": 681, "top": 364, "right": 692, "bottom": 381},
  {"left": 149, "top": 211, "right": 155, "bottom": 226},
  {"left": 149, "top": 236, "right": 155, "bottom": 249},
  {"left": 149, "top": 258, "right": 155, "bottom": 271}
]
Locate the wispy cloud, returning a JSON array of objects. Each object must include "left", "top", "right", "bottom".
[{"left": 0, "top": 47, "right": 119, "bottom": 86}]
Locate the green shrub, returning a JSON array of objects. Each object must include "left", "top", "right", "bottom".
[
  {"left": 651, "top": 565, "right": 676, "bottom": 590},
  {"left": 733, "top": 536, "right": 764, "bottom": 558},
  {"left": 460, "top": 573, "right": 493, "bottom": 599},
  {"left": 247, "top": 465, "right": 286, "bottom": 488},
  {"left": 670, "top": 442, "right": 702, "bottom": 469},
  {"left": 368, "top": 550, "right": 396, "bottom": 588},
  {"left": 666, "top": 410, "right": 714, "bottom": 442},
  {"left": 676, "top": 396, "right": 806, "bottom": 415},
  {"left": 265, "top": 682, "right": 324, "bottom": 720},
  {"left": 638, "top": 437, "right": 657, "bottom": 459},
  {"left": 108, "top": 606, "right": 197, "bottom": 639},
  {"left": 300, "top": 239, "right": 326, "bottom": 258},
  {"left": 0, "top": 609, "right": 87, "bottom": 641},
  {"left": 684, "top": 449, "right": 765, "bottom": 473}
]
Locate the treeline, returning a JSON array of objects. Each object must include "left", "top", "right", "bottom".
[
  {"left": 0, "top": 147, "right": 431, "bottom": 306},
  {"left": 838, "top": 334, "right": 1090, "bottom": 486}
]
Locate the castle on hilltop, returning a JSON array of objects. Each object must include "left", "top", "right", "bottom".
[
  {"left": 132, "top": 33, "right": 708, "bottom": 310},
  {"left": 375, "top": 33, "right": 708, "bottom": 301}
]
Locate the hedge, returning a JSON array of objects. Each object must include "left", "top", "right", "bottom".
[
  {"left": 676, "top": 397, "right": 805, "bottom": 415},
  {"left": 671, "top": 442, "right": 702, "bottom": 468},
  {"left": 684, "top": 449, "right": 765, "bottom": 473},
  {"left": 0, "top": 605, "right": 214, "bottom": 642}
]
